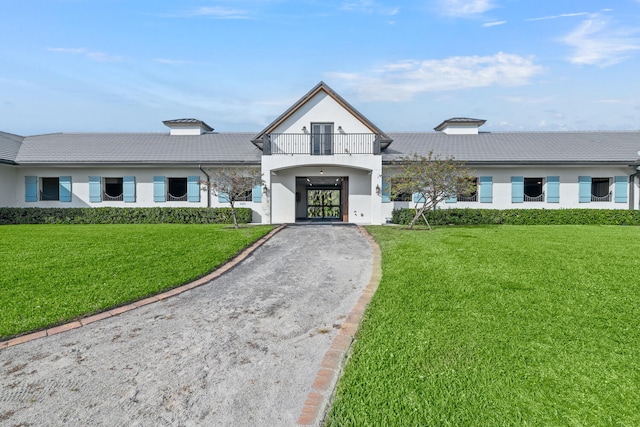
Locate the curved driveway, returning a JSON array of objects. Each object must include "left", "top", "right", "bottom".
[{"left": 0, "top": 225, "right": 375, "bottom": 426}]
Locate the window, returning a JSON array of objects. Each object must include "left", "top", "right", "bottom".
[
  {"left": 591, "top": 178, "right": 611, "bottom": 202},
  {"left": 524, "top": 177, "right": 544, "bottom": 202},
  {"left": 311, "top": 123, "right": 333, "bottom": 155},
  {"left": 391, "top": 178, "right": 411, "bottom": 202},
  {"left": 167, "top": 177, "right": 188, "bottom": 201},
  {"left": 237, "top": 189, "right": 253, "bottom": 202},
  {"left": 103, "top": 177, "right": 124, "bottom": 201},
  {"left": 40, "top": 177, "right": 60, "bottom": 201},
  {"left": 458, "top": 177, "right": 478, "bottom": 202}
]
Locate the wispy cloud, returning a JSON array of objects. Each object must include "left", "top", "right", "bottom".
[
  {"left": 339, "top": 0, "right": 399, "bottom": 15},
  {"left": 526, "top": 12, "right": 589, "bottom": 22},
  {"left": 563, "top": 15, "right": 640, "bottom": 66},
  {"left": 439, "top": 0, "right": 497, "bottom": 17},
  {"left": 47, "top": 47, "right": 123, "bottom": 62},
  {"left": 483, "top": 20, "right": 506, "bottom": 27},
  {"left": 154, "top": 58, "right": 195, "bottom": 65},
  {"left": 172, "top": 6, "right": 250, "bottom": 19},
  {"left": 329, "top": 52, "right": 544, "bottom": 102}
]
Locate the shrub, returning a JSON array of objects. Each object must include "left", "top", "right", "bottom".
[
  {"left": 391, "top": 208, "right": 640, "bottom": 226},
  {"left": 0, "top": 207, "right": 254, "bottom": 225}
]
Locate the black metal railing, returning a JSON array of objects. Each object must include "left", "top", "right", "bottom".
[{"left": 264, "top": 133, "right": 380, "bottom": 155}]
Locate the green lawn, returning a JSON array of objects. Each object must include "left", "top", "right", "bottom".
[
  {"left": 0, "top": 224, "right": 273, "bottom": 339},
  {"left": 327, "top": 225, "right": 640, "bottom": 426}
]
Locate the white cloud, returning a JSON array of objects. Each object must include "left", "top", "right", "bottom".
[
  {"left": 526, "top": 12, "right": 588, "bottom": 22},
  {"left": 178, "top": 6, "right": 250, "bottom": 19},
  {"left": 154, "top": 58, "right": 194, "bottom": 65},
  {"left": 439, "top": 0, "right": 497, "bottom": 17},
  {"left": 563, "top": 15, "right": 640, "bottom": 66},
  {"left": 483, "top": 20, "right": 506, "bottom": 27},
  {"left": 47, "top": 47, "right": 123, "bottom": 62},
  {"left": 340, "top": 1, "right": 399, "bottom": 15},
  {"left": 329, "top": 52, "right": 545, "bottom": 102}
]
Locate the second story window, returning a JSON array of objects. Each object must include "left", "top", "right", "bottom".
[{"left": 311, "top": 123, "right": 333, "bottom": 155}]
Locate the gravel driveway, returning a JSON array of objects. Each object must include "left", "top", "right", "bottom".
[{"left": 0, "top": 225, "right": 374, "bottom": 426}]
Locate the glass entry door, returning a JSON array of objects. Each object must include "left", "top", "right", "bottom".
[{"left": 307, "top": 189, "right": 341, "bottom": 219}]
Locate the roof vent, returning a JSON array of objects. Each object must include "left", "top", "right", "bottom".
[
  {"left": 163, "top": 118, "right": 214, "bottom": 136},
  {"left": 434, "top": 118, "right": 486, "bottom": 135}
]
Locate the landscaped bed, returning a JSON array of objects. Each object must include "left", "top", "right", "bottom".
[
  {"left": 0, "top": 224, "right": 273, "bottom": 339},
  {"left": 327, "top": 225, "right": 640, "bottom": 426}
]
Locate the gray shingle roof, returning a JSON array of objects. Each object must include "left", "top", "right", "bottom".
[
  {"left": 0, "top": 131, "right": 24, "bottom": 164},
  {"left": 11, "top": 130, "right": 640, "bottom": 166},
  {"left": 15, "top": 132, "right": 260, "bottom": 165},
  {"left": 384, "top": 131, "right": 640, "bottom": 165}
]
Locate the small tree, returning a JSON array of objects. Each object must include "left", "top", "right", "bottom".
[
  {"left": 202, "top": 167, "right": 263, "bottom": 228},
  {"left": 392, "top": 152, "right": 475, "bottom": 229}
]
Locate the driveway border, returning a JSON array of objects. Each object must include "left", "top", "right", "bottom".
[
  {"left": 297, "top": 225, "right": 382, "bottom": 426},
  {"left": 0, "top": 224, "right": 286, "bottom": 350}
]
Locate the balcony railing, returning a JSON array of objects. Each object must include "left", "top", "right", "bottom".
[
  {"left": 591, "top": 192, "right": 612, "bottom": 202},
  {"left": 103, "top": 192, "right": 124, "bottom": 201},
  {"left": 264, "top": 133, "right": 381, "bottom": 155},
  {"left": 458, "top": 193, "right": 478, "bottom": 202},
  {"left": 167, "top": 193, "right": 188, "bottom": 202},
  {"left": 524, "top": 192, "right": 545, "bottom": 202}
]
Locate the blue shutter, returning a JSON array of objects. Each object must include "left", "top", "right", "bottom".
[
  {"left": 153, "top": 176, "right": 166, "bottom": 202},
  {"left": 89, "top": 176, "right": 101, "bottom": 203},
  {"left": 381, "top": 177, "right": 391, "bottom": 203},
  {"left": 25, "top": 176, "right": 37, "bottom": 202},
  {"left": 547, "top": 176, "right": 560, "bottom": 203},
  {"left": 615, "top": 176, "right": 628, "bottom": 203},
  {"left": 445, "top": 193, "right": 457, "bottom": 203},
  {"left": 511, "top": 176, "right": 524, "bottom": 203},
  {"left": 479, "top": 176, "right": 493, "bottom": 203},
  {"left": 218, "top": 192, "right": 230, "bottom": 203},
  {"left": 59, "top": 176, "right": 72, "bottom": 202},
  {"left": 413, "top": 192, "right": 425, "bottom": 203},
  {"left": 123, "top": 176, "right": 135, "bottom": 203},
  {"left": 188, "top": 176, "right": 200, "bottom": 203},
  {"left": 579, "top": 176, "right": 591, "bottom": 203},
  {"left": 252, "top": 184, "right": 262, "bottom": 203}
]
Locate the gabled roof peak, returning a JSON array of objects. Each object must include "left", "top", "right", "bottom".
[{"left": 251, "top": 81, "right": 392, "bottom": 149}]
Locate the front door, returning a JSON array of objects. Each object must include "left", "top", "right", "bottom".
[{"left": 307, "top": 189, "right": 341, "bottom": 219}]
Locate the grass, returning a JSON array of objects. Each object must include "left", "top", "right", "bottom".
[
  {"left": 327, "top": 225, "right": 640, "bottom": 426},
  {"left": 0, "top": 224, "right": 273, "bottom": 339}
]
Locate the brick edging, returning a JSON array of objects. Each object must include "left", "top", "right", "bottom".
[
  {"left": 0, "top": 224, "right": 286, "bottom": 350},
  {"left": 297, "top": 225, "right": 382, "bottom": 426}
]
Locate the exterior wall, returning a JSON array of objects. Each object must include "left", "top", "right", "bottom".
[
  {"left": 262, "top": 155, "right": 383, "bottom": 224},
  {"left": 380, "top": 165, "right": 637, "bottom": 222},
  {"left": 0, "top": 164, "right": 18, "bottom": 207},
  {"left": 12, "top": 166, "right": 263, "bottom": 221}
]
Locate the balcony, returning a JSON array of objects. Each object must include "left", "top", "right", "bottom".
[{"left": 264, "top": 133, "right": 381, "bottom": 155}]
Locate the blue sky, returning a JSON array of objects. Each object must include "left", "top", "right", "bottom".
[{"left": 2, "top": 0, "right": 640, "bottom": 135}]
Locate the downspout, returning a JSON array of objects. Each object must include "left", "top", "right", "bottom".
[{"left": 199, "top": 164, "right": 211, "bottom": 208}]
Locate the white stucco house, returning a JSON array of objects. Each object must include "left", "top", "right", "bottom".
[{"left": 2, "top": 82, "right": 640, "bottom": 224}]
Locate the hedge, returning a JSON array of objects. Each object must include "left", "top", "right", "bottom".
[
  {"left": 0, "top": 207, "right": 253, "bottom": 225},
  {"left": 392, "top": 208, "right": 640, "bottom": 226}
]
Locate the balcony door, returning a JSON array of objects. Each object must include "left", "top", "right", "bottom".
[{"left": 311, "top": 123, "right": 333, "bottom": 155}]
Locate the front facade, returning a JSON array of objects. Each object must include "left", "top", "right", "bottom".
[{"left": 2, "top": 82, "right": 640, "bottom": 224}]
